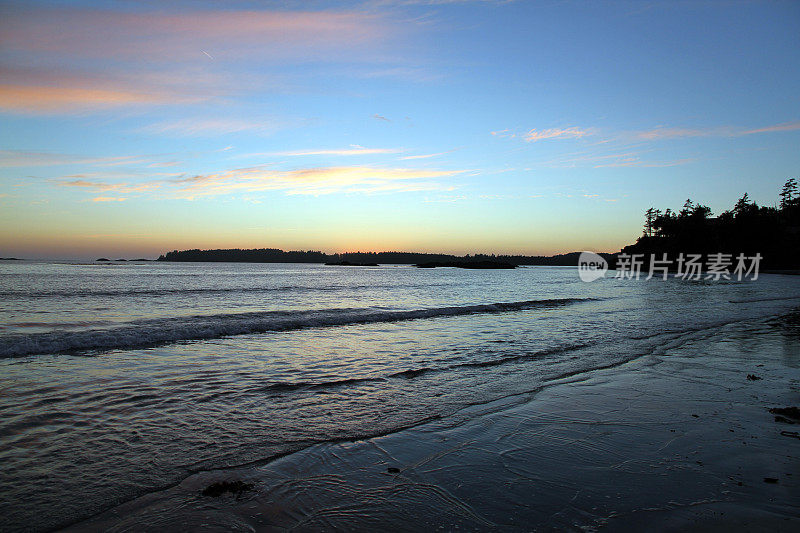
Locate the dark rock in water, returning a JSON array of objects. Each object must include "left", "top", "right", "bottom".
[
  {"left": 0, "top": 257, "right": 21, "bottom": 260},
  {"left": 325, "top": 261, "right": 379, "bottom": 266},
  {"left": 387, "top": 467, "right": 401, "bottom": 474},
  {"left": 115, "top": 259, "right": 127, "bottom": 262},
  {"left": 763, "top": 477, "right": 779, "bottom": 484},
  {"left": 746, "top": 374, "right": 761, "bottom": 381},
  {"left": 781, "top": 430, "right": 800, "bottom": 440},
  {"left": 775, "top": 416, "right": 796, "bottom": 424},
  {"left": 415, "top": 260, "right": 516, "bottom": 269},
  {"left": 96, "top": 258, "right": 110, "bottom": 262},
  {"left": 201, "top": 480, "right": 254, "bottom": 497},
  {"left": 769, "top": 406, "right": 800, "bottom": 420}
]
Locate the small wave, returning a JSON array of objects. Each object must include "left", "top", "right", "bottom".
[
  {"left": 0, "top": 298, "right": 591, "bottom": 358},
  {"left": 390, "top": 367, "right": 435, "bottom": 379},
  {"left": 728, "top": 295, "right": 800, "bottom": 303},
  {"left": 200, "top": 342, "right": 594, "bottom": 400},
  {"left": 0, "top": 285, "right": 302, "bottom": 298},
  {"left": 453, "top": 342, "right": 591, "bottom": 369},
  {"left": 0, "top": 282, "right": 450, "bottom": 299}
]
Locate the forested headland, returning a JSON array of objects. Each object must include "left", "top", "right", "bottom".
[{"left": 622, "top": 178, "right": 800, "bottom": 270}]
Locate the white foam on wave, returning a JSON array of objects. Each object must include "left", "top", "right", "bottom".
[{"left": 0, "top": 298, "right": 589, "bottom": 358}]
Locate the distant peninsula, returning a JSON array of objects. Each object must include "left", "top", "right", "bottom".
[{"left": 157, "top": 249, "right": 615, "bottom": 267}]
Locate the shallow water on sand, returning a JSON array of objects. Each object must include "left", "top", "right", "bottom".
[{"left": 1, "top": 261, "right": 799, "bottom": 531}]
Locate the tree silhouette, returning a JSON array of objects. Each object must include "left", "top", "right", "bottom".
[
  {"left": 643, "top": 208, "right": 656, "bottom": 236},
  {"left": 733, "top": 193, "right": 752, "bottom": 217},
  {"left": 630, "top": 182, "right": 800, "bottom": 270},
  {"left": 679, "top": 199, "right": 694, "bottom": 218},
  {"left": 780, "top": 178, "right": 798, "bottom": 209}
]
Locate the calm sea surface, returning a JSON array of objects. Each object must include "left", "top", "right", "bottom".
[{"left": 1, "top": 261, "right": 800, "bottom": 531}]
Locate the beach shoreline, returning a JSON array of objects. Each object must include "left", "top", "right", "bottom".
[{"left": 65, "top": 312, "right": 800, "bottom": 532}]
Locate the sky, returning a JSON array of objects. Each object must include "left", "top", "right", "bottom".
[{"left": 1, "top": 0, "right": 799, "bottom": 260}]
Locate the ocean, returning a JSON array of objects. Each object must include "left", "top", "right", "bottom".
[{"left": 1, "top": 260, "right": 800, "bottom": 531}]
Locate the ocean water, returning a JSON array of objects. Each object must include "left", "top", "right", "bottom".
[{"left": 1, "top": 261, "right": 800, "bottom": 531}]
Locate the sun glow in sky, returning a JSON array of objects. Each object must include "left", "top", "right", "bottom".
[{"left": 1, "top": 0, "right": 799, "bottom": 259}]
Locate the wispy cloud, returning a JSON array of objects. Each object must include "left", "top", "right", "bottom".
[
  {"left": 400, "top": 150, "right": 456, "bottom": 160},
  {"left": 542, "top": 149, "right": 694, "bottom": 169},
  {"left": 58, "top": 179, "right": 158, "bottom": 194},
  {"left": 372, "top": 114, "right": 391, "bottom": 122},
  {"left": 0, "top": 84, "right": 194, "bottom": 114},
  {"left": 90, "top": 197, "right": 128, "bottom": 202},
  {"left": 496, "top": 120, "right": 800, "bottom": 149},
  {"left": 140, "top": 118, "right": 279, "bottom": 137},
  {"left": 170, "top": 166, "right": 462, "bottom": 198},
  {"left": 525, "top": 127, "right": 593, "bottom": 142},
  {"left": 738, "top": 121, "right": 800, "bottom": 135},
  {"left": 0, "top": 150, "right": 152, "bottom": 168},
  {"left": 0, "top": 7, "right": 398, "bottom": 114},
  {"left": 1, "top": 9, "right": 390, "bottom": 62},
  {"left": 276, "top": 147, "right": 402, "bottom": 156},
  {"left": 52, "top": 165, "right": 464, "bottom": 200},
  {"left": 632, "top": 126, "right": 729, "bottom": 141},
  {"left": 632, "top": 120, "right": 800, "bottom": 140},
  {"left": 593, "top": 157, "right": 695, "bottom": 168},
  {"left": 490, "top": 129, "right": 514, "bottom": 138},
  {"left": 491, "top": 126, "right": 594, "bottom": 142}
]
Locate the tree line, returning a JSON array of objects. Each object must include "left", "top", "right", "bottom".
[
  {"left": 157, "top": 248, "right": 615, "bottom": 266},
  {"left": 626, "top": 178, "right": 799, "bottom": 269}
]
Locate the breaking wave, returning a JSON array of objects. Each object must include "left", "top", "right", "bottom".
[{"left": 0, "top": 298, "right": 590, "bottom": 358}]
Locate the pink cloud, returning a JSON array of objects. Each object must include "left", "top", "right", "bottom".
[
  {"left": 169, "top": 166, "right": 463, "bottom": 198},
  {"left": 50, "top": 165, "right": 465, "bottom": 200},
  {"left": 58, "top": 179, "right": 158, "bottom": 194},
  {"left": 0, "top": 7, "right": 397, "bottom": 113},
  {"left": 0, "top": 8, "right": 390, "bottom": 62},
  {"left": 740, "top": 121, "right": 800, "bottom": 135},
  {"left": 633, "top": 121, "right": 800, "bottom": 140},
  {"left": 0, "top": 84, "right": 184, "bottom": 113},
  {"left": 633, "top": 127, "right": 728, "bottom": 140}
]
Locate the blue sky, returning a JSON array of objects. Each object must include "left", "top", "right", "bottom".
[{"left": 1, "top": 0, "right": 799, "bottom": 259}]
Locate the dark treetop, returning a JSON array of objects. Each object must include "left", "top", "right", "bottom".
[{"left": 623, "top": 178, "right": 800, "bottom": 270}]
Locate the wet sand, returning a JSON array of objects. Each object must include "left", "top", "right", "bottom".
[{"left": 67, "top": 316, "right": 800, "bottom": 531}]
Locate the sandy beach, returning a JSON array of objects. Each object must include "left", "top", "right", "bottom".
[{"left": 65, "top": 313, "right": 800, "bottom": 532}]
